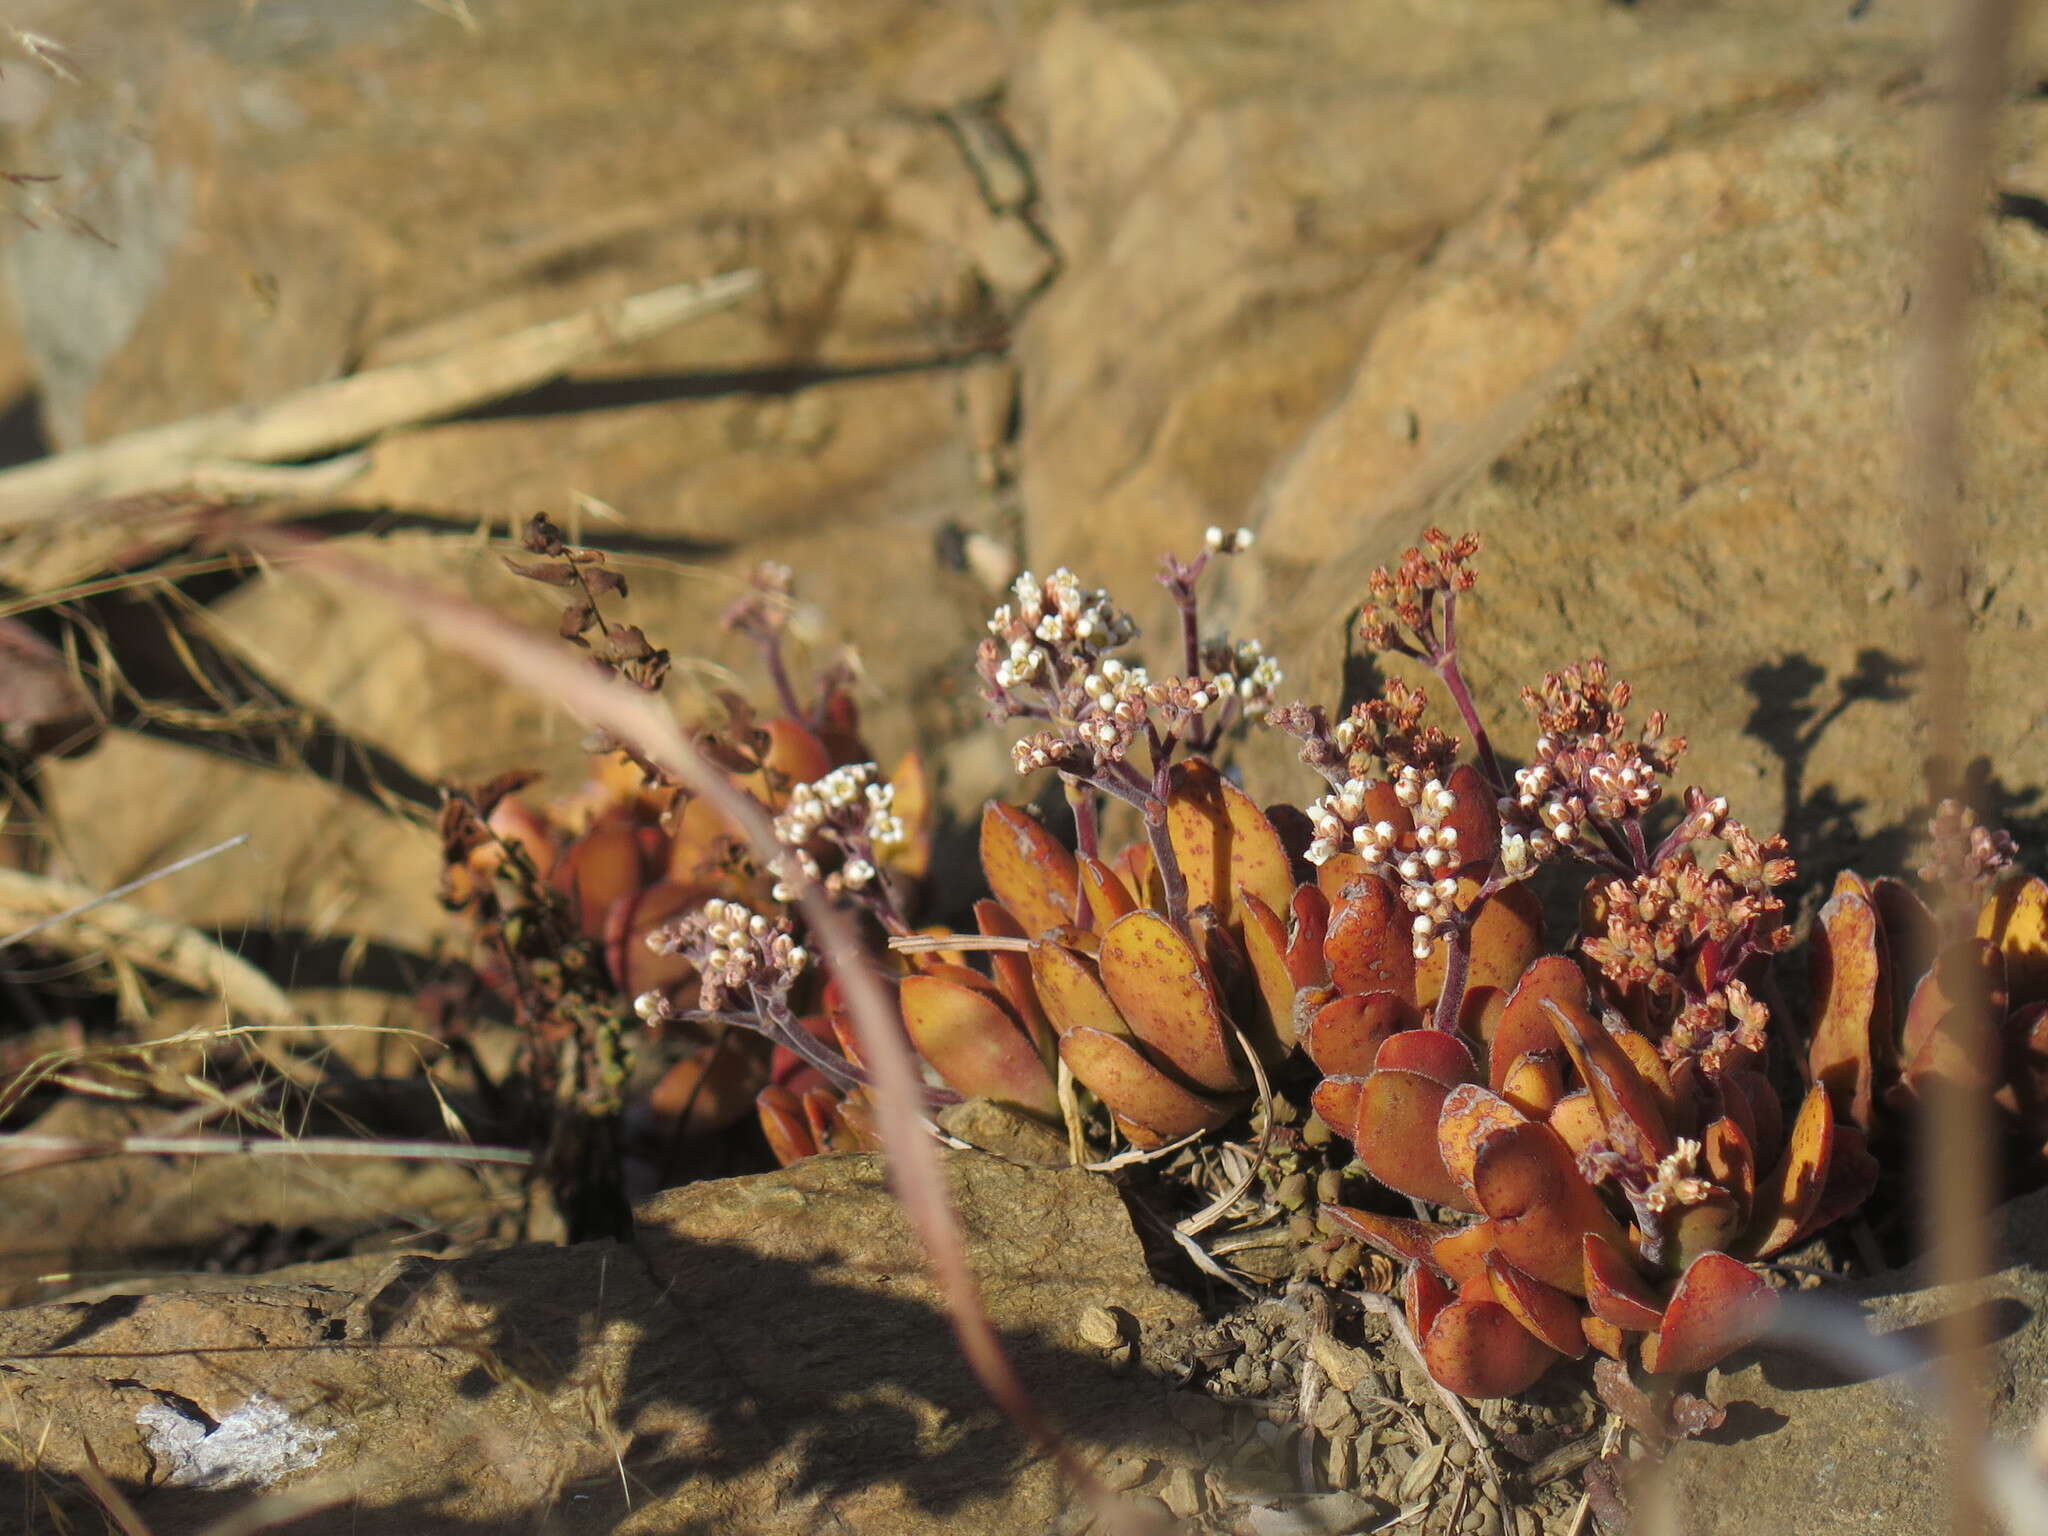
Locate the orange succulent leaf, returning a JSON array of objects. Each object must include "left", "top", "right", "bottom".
[
  {"left": 1901, "top": 939, "right": 2004, "bottom": 1070},
  {"left": 1489, "top": 957, "right": 1588, "bottom": 1093},
  {"left": 1406, "top": 1265, "right": 1453, "bottom": 1341},
  {"left": 1641, "top": 1251, "right": 1776, "bottom": 1376},
  {"left": 1113, "top": 842, "right": 1158, "bottom": 908},
  {"left": 1442, "top": 764, "right": 1502, "bottom": 871},
  {"left": 1702, "top": 1115, "right": 1757, "bottom": 1218},
  {"left": 1432, "top": 1220, "right": 1498, "bottom": 1284},
  {"left": 1241, "top": 890, "right": 1300, "bottom": 1055},
  {"left": 1615, "top": 1031, "right": 1683, "bottom": 1138},
  {"left": 1325, "top": 878, "right": 1419, "bottom": 1001},
  {"left": 975, "top": 900, "right": 1055, "bottom": 1061},
  {"left": 554, "top": 817, "right": 659, "bottom": 941},
  {"left": 606, "top": 878, "right": 706, "bottom": 1002},
  {"left": 1539, "top": 997, "right": 1675, "bottom": 1160},
  {"left": 900, "top": 973, "right": 1059, "bottom": 1119},
  {"left": 1742, "top": 1082, "right": 1835, "bottom": 1257},
  {"left": 1164, "top": 760, "right": 1295, "bottom": 925},
  {"left": 1498, "top": 1051, "right": 1566, "bottom": 1120},
  {"left": 1098, "top": 909, "right": 1247, "bottom": 1093},
  {"left": 1419, "top": 883, "right": 1543, "bottom": 1025},
  {"left": 1028, "top": 942, "right": 1128, "bottom": 1040},
  {"left": 1807, "top": 888, "right": 1892, "bottom": 1129},
  {"left": 1583, "top": 1314, "right": 1629, "bottom": 1361},
  {"left": 1582, "top": 1234, "right": 1666, "bottom": 1332},
  {"left": 1805, "top": 1123, "right": 1880, "bottom": 1238},
  {"left": 1667, "top": 1191, "right": 1746, "bottom": 1271},
  {"left": 647, "top": 1041, "right": 769, "bottom": 1141},
  {"left": 1304, "top": 992, "right": 1419, "bottom": 1077},
  {"left": 1486, "top": 1253, "right": 1588, "bottom": 1359},
  {"left": 1309, "top": 1074, "right": 1366, "bottom": 1145},
  {"left": 1357, "top": 1069, "right": 1475, "bottom": 1211},
  {"left": 1316, "top": 851, "right": 1373, "bottom": 902},
  {"left": 1058, "top": 1026, "right": 1235, "bottom": 1140},
  {"left": 1321, "top": 1205, "right": 1441, "bottom": 1269},
  {"left": 1079, "top": 855, "right": 1138, "bottom": 929},
  {"left": 1288, "top": 886, "right": 1333, "bottom": 985},
  {"left": 980, "top": 802, "right": 1081, "bottom": 938},
  {"left": 1376, "top": 1028, "right": 1478, "bottom": 1087},
  {"left": 883, "top": 749, "right": 933, "bottom": 879},
  {"left": 2006, "top": 1002, "right": 2048, "bottom": 1130},
  {"left": 1548, "top": 1090, "right": 1604, "bottom": 1161},
  {"left": 1981, "top": 874, "right": 2048, "bottom": 1012},
  {"left": 1721, "top": 1068, "right": 1784, "bottom": 1172},
  {"left": 756, "top": 1084, "right": 818, "bottom": 1165},
  {"left": 1424, "top": 1294, "right": 1561, "bottom": 1398},
  {"left": 828, "top": 1090, "right": 883, "bottom": 1152},
  {"left": 1438, "top": 1083, "right": 1531, "bottom": 1208},
  {"left": 1472, "top": 1120, "right": 1629, "bottom": 1295}
]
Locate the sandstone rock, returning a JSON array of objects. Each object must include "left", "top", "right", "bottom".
[
  {"left": 0, "top": 1149, "right": 1211, "bottom": 1534},
  {"left": 1663, "top": 1186, "right": 2048, "bottom": 1534}
]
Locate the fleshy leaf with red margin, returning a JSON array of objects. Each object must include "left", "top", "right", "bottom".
[
  {"left": 1325, "top": 877, "right": 1418, "bottom": 1000},
  {"left": 1743, "top": 1082, "right": 1834, "bottom": 1257},
  {"left": 1486, "top": 1252, "right": 1588, "bottom": 1358},
  {"left": 1375, "top": 1029, "right": 1477, "bottom": 1086},
  {"left": 1309, "top": 1074, "right": 1366, "bottom": 1144},
  {"left": 980, "top": 802, "right": 1080, "bottom": 937},
  {"left": 1029, "top": 942, "right": 1128, "bottom": 1040},
  {"left": 1098, "top": 909, "right": 1245, "bottom": 1092},
  {"left": 1164, "top": 759, "right": 1294, "bottom": 925},
  {"left": 1424, "top": 1289, "right": 1561, "bottom": 1398},
  {"left": 1641, "top": 1251, "right": 1776, "bottom": 1376},
  {"left": 1489, "top": 957, "right": 1588, "bottom": 1093},
  {"left": 1807, "top": 888, "right": 1892, "bottom": 1130},
  {"left": 1437, "top": 1083, "right": 1530, "bottom": 1209},
  {"left": 1058, "top": 1027, "right": 1234, "bottom": 1139},
  {"left": 1321, "top": 1206, "right": 1441, "bottom": 1268},
  {"left": 1472, "top": 1121, "right": 1628, "bottom": 1294},
  {"left": 900, "top": 973, "right": 1058, "bottom": 1118},
  {"left": 1432, "top": 1221, "right": 1498, "bottom": 1284},
  {"left": 1582, "top": 1234, "right": 1665, "bottom": 1332},
  {"left": 1357, "top": 1069, "right": 1473, "bottom": 1211},
  {"left": 1539, "top": 996, "right": 1675, "bottom": 1159},
  {"left": 1303, "top": 992, "right": 1420, "bottom": 1076}
]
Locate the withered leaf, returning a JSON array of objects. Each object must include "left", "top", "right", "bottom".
[
  {"left": 502, "top": 557, "right": 581, "bottom": 586},
  {"left": 582, "top": 566, "right": 628, "bottom": 598},
  {"left": 559, "top": 602, "right": 597, "bottom": 642},
  {"left": 520, "top": 511, "right": 566, "bottom": 554}
]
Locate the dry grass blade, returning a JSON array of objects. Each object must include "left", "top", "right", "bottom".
[
  {"left": 0, "top": 834, "right": 246, "bottom": 948},
  {"left": 238, "top": 525, "right": 1158, "bottom": 1536},
  {"left": 75, "top": 1439, "right": 153, "bottom": 1536},
  {"left": 0, "top": 270, "right": 762, "bottom": 520},
  {"left": 1905, "top": 0, "right": 2023, "bottom": 1524},
  {"left": 0, "top": 1133, "right": 532, "bottom": 1178},
  {"left": 0, "top": 864, "right": 301, "bottom": 1032},
  {"left": 1177, "top": 1025, "right": 1274, "bottom": 1238}
]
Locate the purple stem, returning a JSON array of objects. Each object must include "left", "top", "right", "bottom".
[
  {"left": 1432, "top": 920, "right": 1471, "bottom": 1033},
  {"left": 760, "top": 635, "right": 806, "bottom": 724},
  {"left": 1432, "top": 594, "right": 1506, "bottom": 793}
]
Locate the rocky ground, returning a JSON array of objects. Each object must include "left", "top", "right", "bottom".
[{"left": 0, "top": 0, "right": 2045, "bottom": 1531}]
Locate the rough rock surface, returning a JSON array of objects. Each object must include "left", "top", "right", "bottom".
[
  {"left": 0, "top": 1149, "right": 1209, "bottom": 1534},
  {"left": 10, "top": 0, "right": 2048, "bottom": 956},
  {"left": 1663, "top": 1188, "right": 2048, "bottom": 1534}
]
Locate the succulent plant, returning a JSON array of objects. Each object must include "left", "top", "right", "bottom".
[{"left": 1807, "top": 802, "right": 2048, "bottom": 1183}]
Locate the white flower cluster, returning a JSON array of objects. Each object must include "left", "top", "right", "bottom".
[
  {"left": 641, "top": 897, "right": 809, "bottom": 1017},
  {"left": 1219, "top": 637, "right": 1283, "bottom": 708},
  {"left": 1075, "top": 658, "right": 1152, "bottom": 759},
  {"left": 768, "top": 762, "right": 906, "bottom": 901},
  {"left": 1305, "top": 767, "right": 1468, "bottom": 957},
  {"left": 1642, "top": 1137, "right": 1714, "bottom": 1214},
  {"left": 986, "top": 568, "right": 1137, "bottom": 690},
  {"left": 1204, "top": 525, "right": 1257, "bottom": 554}
]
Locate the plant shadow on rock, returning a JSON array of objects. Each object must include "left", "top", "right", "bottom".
[{"left": 0, "top": 1154, "right": 1199, "bottom": 1535}]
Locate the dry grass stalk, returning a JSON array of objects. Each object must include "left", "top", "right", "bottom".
[{"left": 239, "top": 524, "right": 1159, "bottom": 1536}]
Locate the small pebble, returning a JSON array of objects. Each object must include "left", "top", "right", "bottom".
[
  {"left": 1160, "top": 1466, "right": 1203, "bottom": 1519},
  {"left": 1076, "top": 1306, "right": 1124, "bottom": 1351},
  {"left": 1472, "top": 1504, "right": 1503, "bottom": 1536},
  {"left": 1098, "top": 1455, "right": 1152, "bottom": 1492},
  {"left": 1515, "top": 1509, "right": 1541, "bottom": 1536},
  {"left": 1448, "top": 1438, "right": 1474, "bottom": 1468},
  {"left": 1459, "top": 1509, "right": 1484, "bottom": 1535}
]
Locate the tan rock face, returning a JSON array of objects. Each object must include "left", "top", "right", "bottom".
[
  {"left": 12, "top": 0, "right": 2048, "bottom": 961},
  {"left": 0, "top": 1150, "right": 1205, "bottom": 1534}
]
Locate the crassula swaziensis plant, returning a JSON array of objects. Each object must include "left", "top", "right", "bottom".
[{"left": 457, "top": 515, "right": 1892, "bottom": 1415}]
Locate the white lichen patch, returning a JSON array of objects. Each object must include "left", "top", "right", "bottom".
[{"left": 137, "top": 1393, "right": 335, "bottom": 1490}]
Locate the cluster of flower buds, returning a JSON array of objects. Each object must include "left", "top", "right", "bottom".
[
  {"left": 720, "top": 560, "right": 796, "bottom": 644},
  {"left": 1327, "top": 678, "right": 1458, "bottom": 780},
  {"left": 1072, "top": 657, "right": 1153, "bottom": 763},
  {"left": 1357, "top": 527, "right": 1481, "bottom": 654},
  {"left": 1198, "top": 636, "right": 1284, "bottom": 711},
  {"left": 980, "top": 568, "right": 1138, "bottom": 701},
  {"left": 642, "top": 898, "right": 809, "bottom": 1017},
  {"left": 766, "top": 762, "right": 907, "bottom": 901},
  {"left": 1497, "top": 659, "right": 1686, "bottom": 870},
  {"left": 1918, "top": 798, "right": 2019, "bottom": 901},
  {"left": 1664, "top": 976, "right": 1772, "bottom": 1073},
  {"left": 1204, "top": 524, "right": 1257, "bottom": 554},
  {"left": 1302, "top": 766, "right": 1467, "bottom": 957}
]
